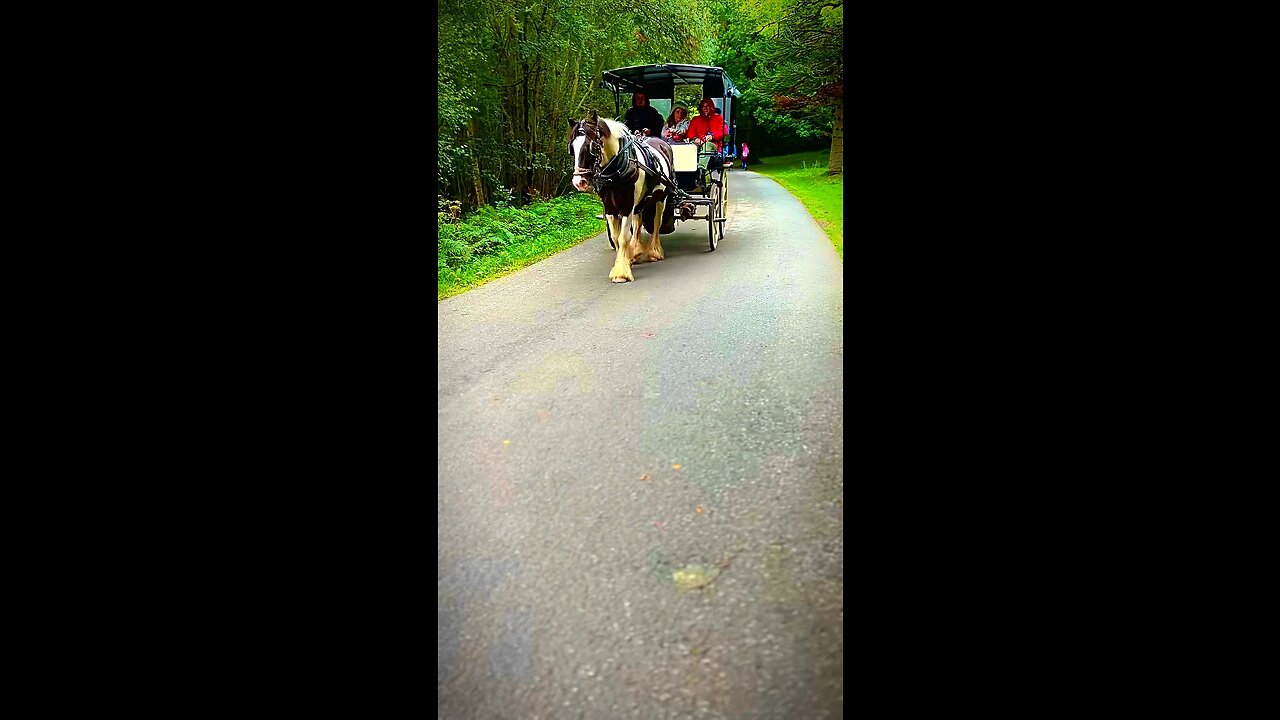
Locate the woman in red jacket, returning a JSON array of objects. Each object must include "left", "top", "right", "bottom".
[{"left": 685, "top": 98, "right": 725, "bottom": 170}]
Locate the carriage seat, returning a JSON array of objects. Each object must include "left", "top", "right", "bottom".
[
  {"left": 671, "top": 143, "right": 699, "bottom": 173},
  {"left": 669, "top": 143, "right": 701, "bottom": 191}
]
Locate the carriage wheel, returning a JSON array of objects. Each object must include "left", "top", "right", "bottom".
[
  {"left": 708, "top": 184, "right": 721, "bottom": 252},
  {"left": 721, "top": 165, "right": 732, "bottom": 219},
  {"left": 719, "top": 166, "right": 729, "bottom": 220}
]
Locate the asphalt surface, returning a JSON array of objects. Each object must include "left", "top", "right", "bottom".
[{"left": 438, "top": 169, "right": 843, "bottom": 719}]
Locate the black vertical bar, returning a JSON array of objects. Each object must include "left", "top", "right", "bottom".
[{"left": 724, "top": 91, "right": 730, "bottom": 151}]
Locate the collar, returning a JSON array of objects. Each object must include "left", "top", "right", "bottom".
[{"left": 592, "top": 133, "right": 636, "bottom": 192}]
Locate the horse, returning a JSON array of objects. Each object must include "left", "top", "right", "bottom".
[{"left": 568, "top": 111, "right": 677, "bottom": 283}]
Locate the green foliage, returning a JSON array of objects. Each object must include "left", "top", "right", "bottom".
[
  {"left": 437, "top": 0, "right": 708, "bottom": 211},
  {"left": 702, "top": 0, "right": 843, "bottom": 158},
  {"left": 751, "top": 103, "right": 832, "bottom": 142},
  {"left": 438, "top": 193, "right": 605, "bottom": 299},
  {"left": 753, "top": 1, "right": 843, "bottom": 103}
]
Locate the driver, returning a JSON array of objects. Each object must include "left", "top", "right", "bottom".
[{"left": 623, "top": 92, "right": 665, "bottom": 138}]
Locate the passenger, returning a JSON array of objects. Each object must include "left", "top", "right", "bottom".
[
  {"left": 623, "top": 92, "right": 665, "bottom": 138},
  {"left": 686, "top": 98, "right": 726, "bottom": 170},
  {"left": 663, "top": 105, "right": 691, "bottom": 142}
]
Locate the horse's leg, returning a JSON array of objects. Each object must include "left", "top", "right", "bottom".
[
  {"left": 630, "top": 215, "right": 649, "bottom": 263},
  {"left": 647, "top": 198, "right": 666, "bottom": 262},
  {"left": 611, "top": 177, "right": 650, "bottom": 282},
  {"left": 632, "top": 205, "right": 661, "bottom": 264},
  {"left": 607, "top": 215, "right": 624, "bottom": 251},
  {"left": 609, "top": 213, "right": 636, "bottom": 283},
  {"left": 627, "top": 211, "right": 645, "bottom": 259}
]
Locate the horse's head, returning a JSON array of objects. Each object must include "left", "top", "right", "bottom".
[{"left": 568, "top": 111, "right": 611, "bottom": 192}]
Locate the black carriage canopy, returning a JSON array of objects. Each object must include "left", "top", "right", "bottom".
[
  {"left": 600, "top": 64, "right": 741, "bottom": 99},
  {"left": 601, "top": 64, "right": 741, "bottom": 149}
]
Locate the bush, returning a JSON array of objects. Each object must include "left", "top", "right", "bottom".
[
  {"left": 437, "top": 193, "right": 605, "bottom": 299},
  {"left": 439, "top": 194, "right": 599, "bottom": 267},
  {"left": 438, "top": 228, "right": 473, "bottom": 269}
]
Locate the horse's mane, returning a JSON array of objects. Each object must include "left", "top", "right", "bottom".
[
  {"left": 598, "top": 117, "right": 627, "bottom": 137},
  {"left": 597, "top": 118, "right": 627, "bottom": 161}
]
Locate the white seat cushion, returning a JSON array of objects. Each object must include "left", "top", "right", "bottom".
[{"left": 671, "top": 143, "right": 698, "bottom": 172}]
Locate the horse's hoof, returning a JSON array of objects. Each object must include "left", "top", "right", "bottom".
[
  {"left": 610, "top": 274, "right": 632, "bottom": 283},
  {"left": 647, "top": 253, "right": 664, "bottom": 262}
]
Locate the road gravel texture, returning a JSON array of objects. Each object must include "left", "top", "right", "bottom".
[{"left": 438, "top": 170, "right": 843, "bottom": 719}]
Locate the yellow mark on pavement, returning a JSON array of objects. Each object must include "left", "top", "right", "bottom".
[
  {"left": 673, "top": 564, "right": 718, "bottom": 591},
  {"left": 509, "top": 351, "right": 594, "bottom": 395}
]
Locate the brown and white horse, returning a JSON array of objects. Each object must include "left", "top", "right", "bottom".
[{"left": 568, "top": 113, "right": 675, "bottom": 283}]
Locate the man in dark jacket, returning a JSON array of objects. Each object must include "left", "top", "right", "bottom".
[{"left": 623, "top": 92, "right": 665, "bottom": 138}]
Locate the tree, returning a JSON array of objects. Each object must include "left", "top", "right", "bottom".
[
  {"left": 751, "top": 0, "right": 843, "bottom": 173},
  {"left": 437, "top": 0, "right": 705, "bottom": 211},
  {"left": 701, "top": 0, "right": 842, "bottom": 169}
]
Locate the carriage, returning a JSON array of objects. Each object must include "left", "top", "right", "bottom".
[{"left": 598, "top": 64, "right": 741, "bottom": 252}]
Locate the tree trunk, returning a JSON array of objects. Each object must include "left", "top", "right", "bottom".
[
  {"left": 523, "top": 73, "right": 533, "bottom": 205},
  {"left": 827, "top": 96, "right": 843, "bottom": 175},
  {"left": 468, "top": 121, "right": 485, "bottom": 208}
]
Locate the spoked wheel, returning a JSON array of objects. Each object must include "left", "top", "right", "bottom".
[
  {"left": 708, "top": 181, "right": 721, "bottom": 252},
  {"left": 718, "top": 166, "right": 729, "bottom": 243}
]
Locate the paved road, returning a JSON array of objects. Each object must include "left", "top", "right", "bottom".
[{"left": 438, "top": 170, "right": 843, "bottom": 719}]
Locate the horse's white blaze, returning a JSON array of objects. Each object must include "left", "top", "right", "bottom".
[{"left": 570, "top": 135, "right": 589, "bottom": 192}]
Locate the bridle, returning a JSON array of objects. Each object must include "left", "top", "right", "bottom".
[
  {"left": 572, "top": 116, "right": 638, "bottom": 193},
  {"left": 572, "top": 119, "right": 605, "bottom": 183}
]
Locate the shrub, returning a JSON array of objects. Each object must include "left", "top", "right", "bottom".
[{"left": 437, "top": 193, "right": 605, "bottom": 299}]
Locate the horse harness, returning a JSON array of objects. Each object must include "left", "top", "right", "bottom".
[{"left": 576, "top": 120, "right": 689, "bottom": 205}]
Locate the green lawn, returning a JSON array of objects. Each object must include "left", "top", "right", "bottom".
[
  {"left": 438, "top": 193, "right": 605, "bottom": 300},
  {"left": 751, "top": 150, "right": 843, "bottom": 259}
]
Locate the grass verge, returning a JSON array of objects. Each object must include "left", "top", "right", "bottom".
[
  {"left": 751, "top": 150, "right": 843, "bottom": 259},
  {"left": 438, "top": 193, "right": 605, "bottom": 300}
]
